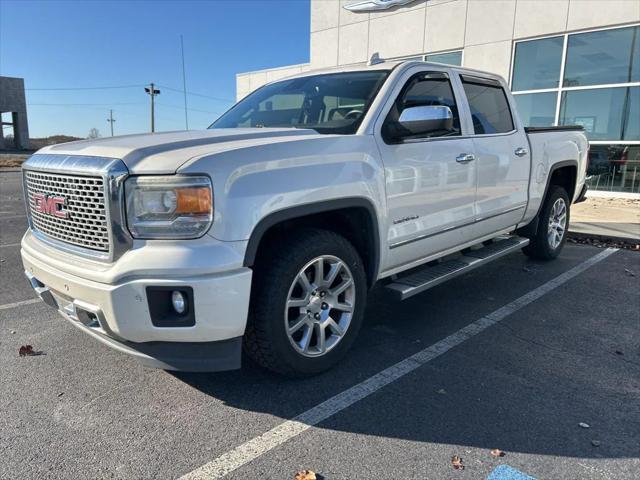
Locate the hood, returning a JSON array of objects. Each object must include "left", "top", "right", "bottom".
[{"left": 39, "top": 128, "right": 320, "bottom": 174}]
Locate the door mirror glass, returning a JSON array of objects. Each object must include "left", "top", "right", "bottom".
[{"left": 397, "top": 105, "right": 454, "bottom": 138}]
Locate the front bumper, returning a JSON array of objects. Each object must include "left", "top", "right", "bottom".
[{"left": 21, "top": 232, "right": 253, "bottom": 372}]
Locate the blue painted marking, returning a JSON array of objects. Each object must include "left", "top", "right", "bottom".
[{"left": 486, "top": 465, "right": 537, "bottom": 480}]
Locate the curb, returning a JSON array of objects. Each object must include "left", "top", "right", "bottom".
[{"left": 568, "top": 230, "right": 640, "bottom": 246}]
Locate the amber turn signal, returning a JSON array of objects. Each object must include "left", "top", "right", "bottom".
[{"left": 175, "top": 187, "right": 212, "bottom": 214}]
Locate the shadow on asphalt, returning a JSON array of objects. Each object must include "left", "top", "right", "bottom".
[{"left": 171, "top": 246, "right": 640, "bottom": 461}]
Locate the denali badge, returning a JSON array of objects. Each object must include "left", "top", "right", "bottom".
[
  {"left": 33, "top": 193, "right": 69, "bottom": 219},
  {"left": 343, "top": 0, "right": 419, "bottom": 12}
]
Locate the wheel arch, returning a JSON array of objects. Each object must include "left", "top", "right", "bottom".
[
  {"left": 518, "top": 160, "right": 578, "bottom": 237},
  {"left": 243, "top": 197, "right": 381, "bottom": 286}
]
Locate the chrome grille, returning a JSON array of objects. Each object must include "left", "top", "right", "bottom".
[{"left": 24, "top": 170, "right": 110, "bottom": 252}]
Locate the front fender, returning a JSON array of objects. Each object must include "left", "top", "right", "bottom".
[{"left": 179, "top": 134, "right": 387, "bottom": 255}]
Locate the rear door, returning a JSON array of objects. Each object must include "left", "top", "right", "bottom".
[
  {"left": 375, "top": 67, "right": 477, "bottom": 271},
  {"left": 458, "top": 75, "right": 531, "bottom": 237}
]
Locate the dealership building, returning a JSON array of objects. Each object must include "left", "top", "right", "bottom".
[{"left": 237, "top": 0, "right": 640, "bottom": 193}]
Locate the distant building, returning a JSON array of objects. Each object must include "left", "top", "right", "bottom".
[
  {"left": 0, "top": 76, "right": 30, "bottom": 150},
  {"left": 236, "top": 0, "right": 640, "bottom": 193}
]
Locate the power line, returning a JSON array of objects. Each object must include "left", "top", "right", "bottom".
[
  {"left": 157, "top": 84, "right": 234, "bottom": 103},
  {"left": 24, "top": 82, "right": 234, "bottom": 104},
  {"left": 25, "top": 84, "right": 145, "bottom": 91},
  {"left": 27, "top": 102, "right": 144, "bottom": 106},
  {"left": 155, "top": 101, "right": 222, "bottom": 115}
]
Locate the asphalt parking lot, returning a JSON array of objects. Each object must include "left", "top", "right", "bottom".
[{"left": 1, "top": 168, "right": 639, "bottom": 480}]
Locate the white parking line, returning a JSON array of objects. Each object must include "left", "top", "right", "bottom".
[
  {"left": 179, "top": 248, "right": 618, "bottom": 480},
  {"left": 0, "top": 214, "right": 26, "bottom": 220},
  {"left": 0, "top": 242, "right": 21, "bottom": 248},
  {"left": 0, "top": 298, "right": 41, "bottom": 311}
]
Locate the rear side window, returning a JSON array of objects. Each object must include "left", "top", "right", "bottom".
[{"left": 461, "top": 76, "right": 514, "bottom": 134}]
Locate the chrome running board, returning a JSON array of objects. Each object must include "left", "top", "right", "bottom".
[{"left": 385, "top": 236, "right": 530, "bottom": 300}]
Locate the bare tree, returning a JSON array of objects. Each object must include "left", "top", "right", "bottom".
[{"left": 87, "top": 128, "right": 101, "bottom": 139}]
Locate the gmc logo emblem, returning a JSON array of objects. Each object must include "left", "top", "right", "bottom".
[{"left": 33, "top": 193, "right": 69, "bottom": 219}]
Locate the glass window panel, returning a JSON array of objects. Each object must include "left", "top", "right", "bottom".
[
  {"left": 512, "top": 36, "right": 564, "bottom": 91},
  {"left": 514, "top": 92, "right": 558, "bottom": 127},
  {"left": 563, "top": 26, "right": 639, "bottom": 87},
  {"left": 384, "top": 72, "right": 462, "bottom": 139},
  {"left": 461, "top": 79, "right": 514, "bottom": 134},
  {"left": 623, "top": 86, "right": 640, "bottom": 141},
  {"left": 586, "top": 145, "right": 640, "bottom": 193},
  {"left": 559, "top": 87, "right": 633, "bottom": 140},
  {"left": 426, "top": 51, "right": 462, "bottom": 66}
]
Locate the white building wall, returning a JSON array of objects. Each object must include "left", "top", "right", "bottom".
[{"left": 236, "top": 0, "right": 640, "bottom": 98}]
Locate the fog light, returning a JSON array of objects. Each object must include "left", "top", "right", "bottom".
[{"left": 171, "top": 291, "right": 186, "bottom": 314}]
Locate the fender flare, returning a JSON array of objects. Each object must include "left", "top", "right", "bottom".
[
  {"left": 519, "top": 159, "right": 578, "bottom": 237},
  {"left": 243, "top": 197, "right": 381, "bottom": 284}
]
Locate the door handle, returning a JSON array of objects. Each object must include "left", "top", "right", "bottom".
[
  {"left": 515, "top": 147, "right": 528, "bottom": 157},
  {"left": 456, "top": 153, "right": 475, "bottom": 164}
]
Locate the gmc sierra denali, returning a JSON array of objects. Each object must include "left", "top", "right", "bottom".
[{"left": 20, "top": 60, "right": 588, "bottom": 376}]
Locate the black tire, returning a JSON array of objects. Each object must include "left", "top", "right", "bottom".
[
  {"left": 522, "top": 185, "right": 570, "bottom": 260},
  {"left": 244, "top": 228, "right": 367, "bottom": 377}
]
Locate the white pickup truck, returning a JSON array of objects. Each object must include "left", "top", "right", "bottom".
[{"left": 21, "top": 61, "right": 588, "bottom": 376}]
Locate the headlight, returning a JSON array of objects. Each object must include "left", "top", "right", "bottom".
[{"left": 125, "top": 176, "right": 213, "bottom": 239}]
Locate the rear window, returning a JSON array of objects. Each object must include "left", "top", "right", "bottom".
[{"left": 461, "top": 76, "right": 515, "bottom": 134}]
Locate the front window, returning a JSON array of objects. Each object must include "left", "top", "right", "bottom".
[{"left": 211, "top": 71, "right": 389, "bottom": 135}]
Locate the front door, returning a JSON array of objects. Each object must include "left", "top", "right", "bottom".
[{"left": 375, "top": 69, "right": 477, "bottom": 272}]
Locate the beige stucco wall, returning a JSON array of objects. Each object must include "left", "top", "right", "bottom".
[{"left": 237, "top": 0, "right": 640, "bottom": 99}]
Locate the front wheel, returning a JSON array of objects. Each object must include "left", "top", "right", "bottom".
[
  {"left": 523, "top": 185, "right": 570, "bottom": 260},
  {"left": 244, "top": 228, "right": 367, "bottom": 377}
]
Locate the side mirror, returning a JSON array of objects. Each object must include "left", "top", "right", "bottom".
[{"left": 397, "top": 105, "right": 454, "bottom": 138}]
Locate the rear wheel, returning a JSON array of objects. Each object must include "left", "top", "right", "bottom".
[
  {"left": 523, "top": 185, "right": 570, "bottom": 260},
  {"left": 244, "top": 228, "right": 367, "bottom": 376}
]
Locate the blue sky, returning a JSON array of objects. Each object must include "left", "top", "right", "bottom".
[{"left": 0, "top": 0, "right": 310, "bottom": 138}]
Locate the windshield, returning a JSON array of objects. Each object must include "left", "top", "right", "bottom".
[{"left": 210, "top": 71, "right": 389, "bottom": 135}]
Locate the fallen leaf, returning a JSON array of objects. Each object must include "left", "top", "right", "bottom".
[
  {"left": 579, "top": 422, "right": 590, "bottom": 429},
  {"left": 490, "top": 448, "right": 506, "bottom": 457},
  {"left": 294, "top": 470, "right": 317, "bottom": 480},
  {"left": 451, "top": 455, "right": 464, "bottom": 470},
  {"left": 18, "top": 345, "right": 44, "bottom": 357},
  {"left": 591, "top": 440, "right": 601, "bottom": 447},
  {"left": 57, "top": 392, "right": 64, "bottom": 397},
  {"left": 615, "top": 350, "right": 624, "bottom": 356},
  {"left": 624, "top": 268, "right": 636, "bottom": 277},
  {"left": 437, "top": 389, "right": 447, "bottom": 395},
  {"left": 10, "top": 330, "right": 16, "bottom": 335}
]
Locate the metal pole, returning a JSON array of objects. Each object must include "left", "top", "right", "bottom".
[
  {"left": 145, "top": 84, "right": 160, "bottom": 133},
  {"left": 181, "top": 34, "right": 189, "bottom": 130},
  {"left": 107, "top": 109, "right": 115, "bottom": 136},
  {"left": 150, "top": 82, "right": 156, "bottom": 133}
]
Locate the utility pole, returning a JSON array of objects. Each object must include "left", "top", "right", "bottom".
[
  {"left": 144, "top": 83, "right": 161, "bottom": 132},
  {"left": 107, "top": 109, "right": 116, "bottom": 137},
  {"left": 180, "top": 34, "right": 189, "bottom": 130}
]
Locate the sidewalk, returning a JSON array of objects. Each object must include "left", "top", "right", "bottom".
[{"left": 570, "top": 195, "right": 640, "bottom": 243}]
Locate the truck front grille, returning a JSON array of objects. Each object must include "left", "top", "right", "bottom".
[{"left": 24, "top": 170, "right": 110, "bottom": 252}]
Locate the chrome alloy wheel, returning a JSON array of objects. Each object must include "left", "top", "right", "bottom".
[
  {"left": 547, "top": 197, "right": 567, "bottom": 250},
  {"left": 285, "top": 255, "right": 356, "bottom": 358}
]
